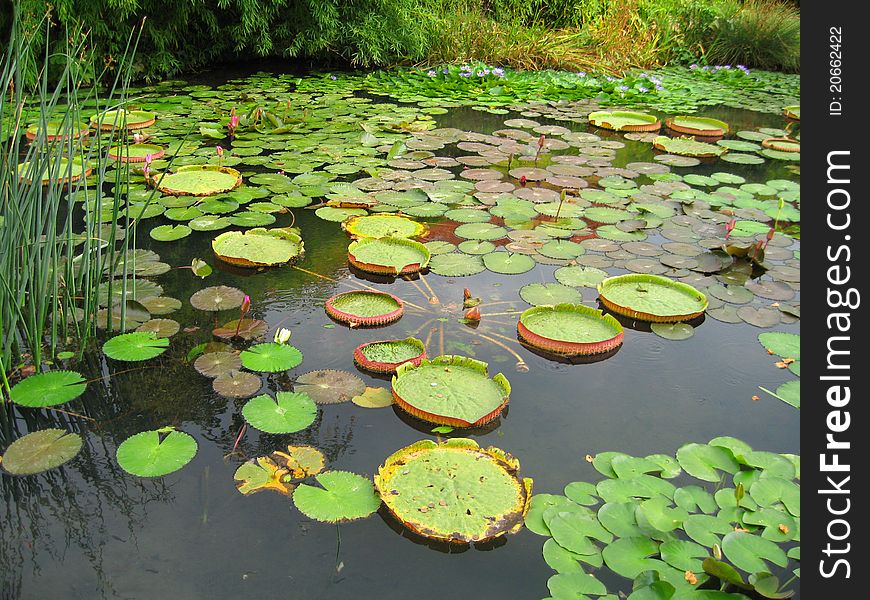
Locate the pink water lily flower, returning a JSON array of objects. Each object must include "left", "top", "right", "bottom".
[{"left": 216, "top": 145, "right": 224, "bottom": 157}]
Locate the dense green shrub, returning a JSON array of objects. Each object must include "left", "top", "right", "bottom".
[{"left": 0, "top": 0, "right": 800, "bottom": 82}]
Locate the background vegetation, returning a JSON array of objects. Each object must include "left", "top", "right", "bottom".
[{"left": 1, "top": 0, "right": 800, "bottom": 82}]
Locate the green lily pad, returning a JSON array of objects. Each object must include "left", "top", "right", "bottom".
[
  {"left": 598, "top": 274, "right": 707, "bottom": 322},
  {"left": 392, "top": 356, "right": 510, "bottom": 427},
  {"left": 213, "top": 227, "right": 304, "bottom": 268},
  {"left": 589, "top": 111, "right": 660, "bottom": 132},
  {"left": 602, "top": 536, "right": 660, "bottom": 579},
  {"left": 555, "top": 266, "right": 609, "bottom": 288},
  {"left": 10, "top": 371, "right": 87, "bottom": 408},
  {"left": 1, "top": 429, "right": 83, "bottom": 475},
  {"left": 721, "top": 531, "right": 788, "bottom": 574},
  {"left": 482, "top": 251, "right": 536, "bottom": 274},
  {"left": 240, "top": 343, "right": 304, "bottom": 373},
  {"left": 548, "top": 572, "right": 608, "bottom": 597},
  {"left": 343, "top": 214, "right": 425, "bottom": 238},
  {"left": 454, "top": 222, "right": 508, "bottom": 241},
  {"left": 102, "top": 332, "right": 169, "bottom": 361},
  {"left": 150, "top": 224, "right": 192, "bottom": 241},
  {"left": 428, "top": 253, "right": 486, "bottom": 276},
  {"left": 520, "top": 283, "right": 583, "bottom": 306},
  {"left": 374, "top": 438, "right": 532, "bottom": 543},
  {"left": 676, "top": 443, "right": 739, "bottom": 482},
  {"left": 115, "top": 428, "right": 197, "bottom": 477},
  {"left": 348, "top": 237, "right": 430, "bottom": 274},
  {"left": 457, "top": 240, "right": 496, "bottom": 255},
  {"left": 292, "top": 470, "right": 381, "bottom": 523},
  {"left": 650, "top": 323, "right": 694, "bottom": 341},
  {"left": 654, "top": 136, "right": 724, "bottom": 158},
  {"left": 758, "top": 332, "right": 800, "bottom": 360},
  {"left": 213, "top": 370, "right": 262, "bottom": 398},
  {"left": 156, "top": 165, "right": 241, "bottom": 196},
  {"left": 241, "top": 391, "right": 317, "bottom": 434}
]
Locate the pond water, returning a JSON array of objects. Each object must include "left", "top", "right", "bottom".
[{"left": 2, "top": 66, "right": 800, "bottom": 599}]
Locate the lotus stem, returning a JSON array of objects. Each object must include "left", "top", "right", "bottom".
[
  {"left": 231, "top": 423, "right": 247, "bottom": 455},
  {"left": 45, "top": 407, "right": 97, "bottom": 422},
  {"left": 439, "top": 322, "right": 445, "bottom": 357}
]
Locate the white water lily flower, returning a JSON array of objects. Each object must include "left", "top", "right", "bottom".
[{"left": 273, "top": 328, "right": 292, "bottom": 344}]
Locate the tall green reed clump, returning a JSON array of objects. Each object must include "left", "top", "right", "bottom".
[{"left": 0, "top": 10, "right": 146, "bottom": 386}]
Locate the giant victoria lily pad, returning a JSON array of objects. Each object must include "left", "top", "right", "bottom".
[
  {"left": 665, "top": 116, "right": 729, "bottom": 137},
  {"left": 90, "top": 109, "right": 156, "bottom": 130},
  {"left": 343, "top": 214, "right": 426, "bottom": 238},
  {"left": 212, "top": 227, "right": 304, "bottom": 268},
  {"left": 374, "top": 438, "right": 533, "bottom": 544},
  {"left": 107, "top": 143, "right": 165, "bottom": 163},
  {"left": 518, "top": 304, "right": 624, "bottom": 356},
  {"left": 653, "top": 136, "right": 725, "bottom": 158},
  {"left": 588, "top": 111, "right": 661, "bottom": 132},
  {"left": 154, "top": 164, "right": 242, "bottom": 196},
  {"left": 354, "top": 337, "right": 427, "bottom": 374},
  {"left": 348, "top": 237, "right": 431, "bottom": 275},
  {"left": 598, "top": 274, "right": 708, "bottom": 322},
  {"left": 391, "top": 355, "right": 511, "bottom": 427},
  {"left": 324, "top": 291, "right": 404, "bottom": 327}
]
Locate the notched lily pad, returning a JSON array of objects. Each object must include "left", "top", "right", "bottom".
[
  {"left": 374, "top": 438, "right": 533, "bottom": 543},
  {"left": 1, "top": 429, "right": 83, "bottom": 475}
]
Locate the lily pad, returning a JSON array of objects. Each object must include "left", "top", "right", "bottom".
[
  {"left": 150, "top": 224, "right": 192, "bottom": 241},
  {"left": 212, "top": 227, "right": 304, "bottom": 268},
  {"left": 213, "top": 370, "right": 262, "bottom": 398},
  {"left": 354, "top": 337, "right": 427, "bottom": 374},
  {"left": 348, "top": 237, "right": 431, "bottom": 275},
  {"left": 102, "top": 332, "right": 169, "bottom": 361},
  {"left": 115, "top": 428, "right": 197, "bottom": 477},
  {"left": 325, "top": 290, "right": 404, "bottom": 326},
  {"left": 241, "top": 391, "right": 318, "bottom": 434},
  {"left": 392, "top": 355, "right": 510, "bottom": 427},
  {"left": 374, "top": 438, "right": 532, "bottom": 543},
  {"left": 352, "top": 386, "right": 395, "bottom": 408},
  {"left": 10, "top": 371, "right": 87, "bottom": 408},
  {"left": 1, "top": 429, "right": 83, "bottom": 475},
  {"left": 292, "top": 470, "right": 382, "bottom": 523},
  {"left": 343, "top": 214, "right": 426, "bottom": 238},
  {"left": 428, "top": 253, "right": 486, "bottom": 276},
  {"left": 154, "top": 165, "right": 242, "bottom": 196},
  {"left": 598, "top": 274, "right": 707, "bottom": 322},
  {"left": 233, "top": 456, "right": 296, "bottom": 496},
  {"left": 518, "top": 304, "right": 624, "bottom": 356},
  {"left": 194, "top": 351, "right": 242, "bottom": 378},
  {"left": 520, "top": 283, "right": 583, "bottom": 306},
  {"left": 721, "top": 531, "right": 788, "bottom": 574},
  {"left": 555, "top": 266, "right": 609, "bottom": 288},
  {"left": 482, "top": 251, "right": 536, "bottom": 274},
  {"left": 294, "top": 370, "right": 366, "bottom": 405},
  {"left": 666, "top": 116, "right": 729, "bottom": 137},
  {"left": 190, "top": 286, "right": 246, "bottom": 311},
  {"left": 654, "top": 137, "right": 725, "bottom": 158},
  {"left": 589, "top": 111, "right": 661, "bottom": 132},
  {"left": 650, "top": 323, "right": 695, "bottom": 341},
  {"left": 240, "top": 343, "right": 304, "bottom": 372},
  {"left": 758, "top": 332, "right": 800, "bottom": 360}
]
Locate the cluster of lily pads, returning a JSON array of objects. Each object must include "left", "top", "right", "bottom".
[
  {"left": 526, "top": 436, "right": 800, "bottom": 599},
  {"left": 4, "top": 64, "right": 799, "bottom": 595}
]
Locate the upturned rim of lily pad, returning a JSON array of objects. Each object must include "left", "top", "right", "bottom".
[
  {"left": 90, "top": 109, "right": 156, "bottom": 131},
  {"left": 347, "top": 237, "right": 431, "bottom": 275},
  {"left": 374, "top": 438, "right": 533, "bottom": 544},
  {"left": 665, "top": 116, "right": 729, "bottom": 138},
  {"left": 597, "top": 273, "right": 708, "bottom": 322},
  {"left": 107, "top": 143, "right": 165, "bottom": 163},
  {"left": 518, "top": 303, "right": 624, "bottom": 356},
  {"left": 588, "top": 110, "right": 661, "bottom": 132},
  {"left": 353, "top": 337, "right": 427, "bottom": 374},
  {"left": 25, "top": 120, "right": 90, "bottom": 142},
  {"left": 152, "top": 164, "right": 242, "bottom": 197},
  {"left": 761, "top": 137, "right": 800, "bottom": 153},
  {"left": 783, "top": 105, "right": 800, "bottom": 120},
  {"left": 391, "top": 355, "right": 510, "bottom": 428},
  {"left": 212, "top": 227, "right": 304, "bottom": 268},
  {"left": 342, "top": 213, "right": 427, "bottom": 239},
  {"left": 324, "top": 290, "right": 404, "bottom": 327},
  {"left": 18, "top": 157, "right": 93, "bottom": 186}
]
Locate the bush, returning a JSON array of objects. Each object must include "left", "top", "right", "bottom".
[{"left": 705, "top": 0, "right": 800, "bottom": 71}]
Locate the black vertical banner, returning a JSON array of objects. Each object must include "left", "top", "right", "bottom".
[{"left": 803, "top": 2, "right": 866, "bottom": 597}]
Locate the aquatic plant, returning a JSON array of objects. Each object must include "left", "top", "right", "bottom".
[
  {"left": 116, "top": 427, "right": 198, "bottom": 477},
  {"left": 526, "top": 437, "right": 800, "bottom": 598},
  {"left": 375, "top": 438, "right": 532, "bottom": 544}
]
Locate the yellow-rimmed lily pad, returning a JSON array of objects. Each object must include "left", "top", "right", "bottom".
[
  {"left": 212, "top": 227, "right": 304, "bottom": 268},
  {"left": 374, "top": 438, "right": 533, "bottom": 544}
]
